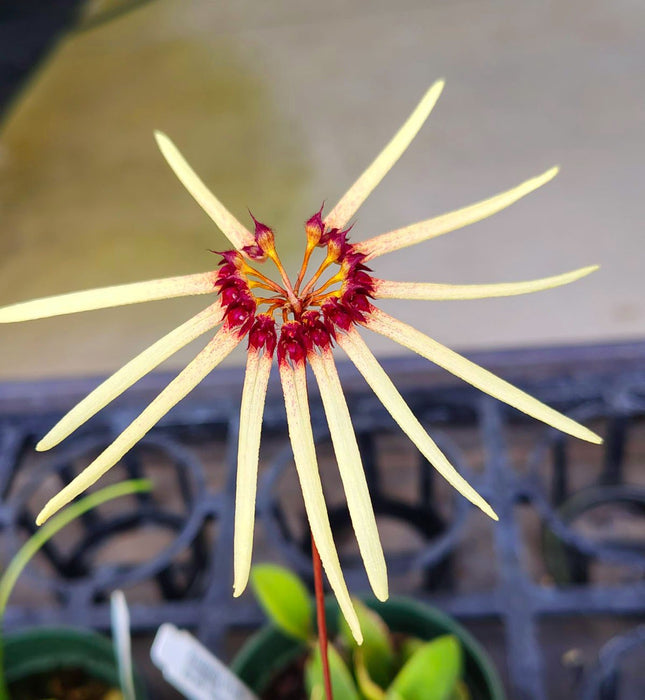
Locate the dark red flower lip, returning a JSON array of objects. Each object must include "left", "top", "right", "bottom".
[
  {"left": 277, "top": 321, "right": 307, "bottom": 365},
  {"left": 248, "top": 314, "right": 277, "bottom": 355}
]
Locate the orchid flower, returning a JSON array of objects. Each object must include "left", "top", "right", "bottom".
[{"left": 0, "top": 80, "right": 601, "bottom": 642}]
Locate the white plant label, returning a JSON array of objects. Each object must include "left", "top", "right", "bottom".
[{"left": 151, "top": 623, "right": 259, "bottom": 700}]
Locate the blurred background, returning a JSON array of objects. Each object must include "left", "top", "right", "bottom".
[
  {"left": 1, "top": 2, "right": 644, "bottom": 699},
  {"left": 0, "top": 0, "right": 643, "bottom": 379}
]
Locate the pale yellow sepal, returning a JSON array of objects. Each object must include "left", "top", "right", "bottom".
[
  {"left": 233, "top": 349, "right": 273, "bottom": 597},
  {"left": 324, "top": 80, "right": 445, "bottom": 231},
  {"left": 338, "top": 330, "right": 497, "bottom": 521},
  {"left": 0, "top": 272, "right": 217, "bottom": 324},
  {"left": 355, "top": 166, "right": 559, "bottom": 260},
  {"left": 37, "top": 301, "right": 224, "bottom": 452},
  {"left": 366, "top": 309, "right": 603, "bottom": 444},
  {"left": 279, "top": 360, "right": 362, "bottom": 643},
  {"left": 373, "top": 265, "right": 599, "bottom": 301},
  {"left": 309, "top": 347, "right": 388, "bottom": 601},
  {"left": 36, "top": 329, "right": 241, "bottom": 525},
  {"left": 154, "top": 131, "right": 256, "bottom": 251}
]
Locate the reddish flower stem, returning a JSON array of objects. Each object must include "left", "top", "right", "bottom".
[
  {"left": 300, "top": 255, "right": 333, "bottom": 298},
  {"left": 311, "top": 533, "right": 333, "bottom": 700}
]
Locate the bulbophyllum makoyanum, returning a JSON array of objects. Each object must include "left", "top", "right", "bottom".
[{"left": 0, "top": 80, "right": 601, "bottom": 643}]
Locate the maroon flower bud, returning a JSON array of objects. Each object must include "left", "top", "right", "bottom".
[
  {"left": 343, "top": 291, "right": 371, "bottom": 315},
  {"left": 301, "top": 310, "right": 333, "bottom": 351},
  {"left": 224, "top": 293, "right": 256, "bottom": 336},
  {"left": 339, "top": 246, "right": 367, "bottom": 269},
  {"left": 318, "top": 228, "right": 336, "bottom": 246},
  {"left": 321, "top": 298, "right": 354, "bottom": 332},
  {"left": 241, "top": 243, "right": 266, "bottom": 260},
  {"left": 216, "top": 250, "right": 244, "bottom": 267},
  {"left": 351, "top": 269, "right": 375, "bottom": 289},
  {"left": 325, "top": 230, "right": 349, "bottom": 262},
  {"left": 249, "top": 213, "right": 276, "bottom": 255},
  {"left": 277, "top": 322, "right": 307, "bottom": 365},
  {"left": 305, "top": 204, "right": 325, "bottom": 246},
  {"left": 219, "top": 283, "right": 242, "bottom": 306},
  {"left": 248, "top": 314, "right": 277, "bottom": 356},
  {"left": 215, "top": 264, "right": 238, "bottom": 282}
]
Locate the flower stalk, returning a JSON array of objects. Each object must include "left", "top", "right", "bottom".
[{"left": 312, "top": 534, "right": 334, "bottom": 700}]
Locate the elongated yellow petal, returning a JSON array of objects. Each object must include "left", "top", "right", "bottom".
[
  {"left": 309, "top": 347, "right": 388, "bottom": 601},
  {"left": 233, "top": 349, "right": 273, "bottom": 597},
  {"left": 324, "top": 80, "right": 445, "bottom": 231},
  {"left": 0, "top": 272, "right": 217, "bottom": 324},
  {"left": 338, "top": 330, "right": 497, "bottom": 520},
  {"left": 372, "top": 265, "right": 599, "bottom": 301},
  {"left": 366, "top": 308, "right": 602, "bottom": 444},
  {"left": 355, "top": 166, "right": 559, "bottom": 260},
  {"left": 154, "top": 131, "right": 256, "bottom": 251},
  {"left": 279, "top": 360, "right": 362, "bottom": 643},
  {"left": 37, "top": 301, "right": 224, "bottom": 452},
  {"left": 36, "top": 329, "right": 241, "bottom": 525}
]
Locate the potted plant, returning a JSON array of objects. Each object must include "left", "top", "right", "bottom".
[
  {"left": 0, "top": 480, "right": 150, "bottom": 700},
  {"left": 232, "top": 565, "right": 505, "bottom": 700}
]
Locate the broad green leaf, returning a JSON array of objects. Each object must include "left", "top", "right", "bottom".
[
  {"left": 386, "top": 635, "right": 462, "bottom": 700},
  {"left": 339, "top": 599, "right": 395, "bottom": 687},
  {"left": 250, "top": 564, "right": 312, "bottom": 641},
  {"left": 399, "top": 637, "right": 425, "bottom": 665},
  {"left": 305, "top": 644, "right": 360, "bottom": 700}
]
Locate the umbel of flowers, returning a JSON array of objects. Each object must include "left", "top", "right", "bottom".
[{"left": 0, "top": 80, "right": 600, "bottom": 642}]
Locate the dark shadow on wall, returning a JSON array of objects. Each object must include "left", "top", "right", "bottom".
[{"left": 0, "top": 0, "right": 159, "bottom": 124}]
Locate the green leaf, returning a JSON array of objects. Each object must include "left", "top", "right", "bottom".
[
  {"left": 0, "top": 479, "right": 153, "bottom": 700},
  {"left": 355, "top": 648, "right": 387, "bottom": 700},
  {"left": 386, "top": 635, "right": 462, "bottom": 700},
  {"left": 399, "top": 637, "right": 425, "bottom": 665},
  {"left": 339, "top": 599, "right": 395, "bottom": 687},
  {"left": 250, "top": 564, "right": 312, "bottom": 641},
  {"left": 305, "top": 644, "right": 360, "bottom": 700}
]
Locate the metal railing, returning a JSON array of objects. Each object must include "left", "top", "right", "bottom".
[{"left": 1, "top": 340, "right": 644, "bottom": 699}]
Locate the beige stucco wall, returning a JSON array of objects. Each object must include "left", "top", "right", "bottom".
[{"left": 0, "top": 0, "right": 643, "bottom": 379}]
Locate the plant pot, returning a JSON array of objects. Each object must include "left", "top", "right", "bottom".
[
  {"left": 232, "top": 596, "right": 505, "bottom": 699},
  {"left": 3, "top": 626, "right": 147, "bottom": 699}
]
